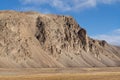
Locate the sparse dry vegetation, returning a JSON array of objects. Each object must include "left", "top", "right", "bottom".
[
  {"left": 0, "top": 72, "right": 120, "bottom": 80},
  {"left": 0, "top": 68, "right": 120, "bottom": 80}
]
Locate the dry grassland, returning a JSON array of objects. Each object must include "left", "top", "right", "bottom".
[{"left": 0, "top": 68, "right": 120, "bottom": 80}]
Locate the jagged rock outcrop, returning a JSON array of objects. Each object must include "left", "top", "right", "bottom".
[{"left": 0, "top": 10, "right": 120, "bottom": 68}]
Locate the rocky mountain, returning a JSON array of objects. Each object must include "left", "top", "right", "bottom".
[{"left": 0, "top": 10, "right": 120, "bottom": 68}]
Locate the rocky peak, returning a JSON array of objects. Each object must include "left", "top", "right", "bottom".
[{"left": 35, "top": 15, "right": 90, "bottom": 56}]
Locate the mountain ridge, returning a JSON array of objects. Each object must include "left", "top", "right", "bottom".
[{"left": 0, "top": 10, "right": 120, "bottom": 68}]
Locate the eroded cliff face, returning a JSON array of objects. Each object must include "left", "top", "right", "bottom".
[
  {"left": 35, "top": 15, "right": 89, "bottom": 56},
  {"left": 0, "top": 10, "right": 120, "bottom": 68}
]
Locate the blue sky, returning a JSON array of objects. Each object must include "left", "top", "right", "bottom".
[{"left": 0, "top": 0, "right": 120, "bottom": 45}]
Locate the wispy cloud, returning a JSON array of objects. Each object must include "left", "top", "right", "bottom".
[
  {"left": 17, "top": 6, "right": 50, "bottom": 14},
  {"left": 114, "top": 29, "right": 120, "bottom": 34},
  {"left": 19, "top": 0, "right": 120, "bottom": 12},
  {"left": 91, "top": 29, "right": 120, "bottom": 46}
]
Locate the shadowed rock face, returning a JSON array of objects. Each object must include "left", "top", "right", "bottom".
[{"left": 0, "top": 10, "right": 120, "bottom": 68}]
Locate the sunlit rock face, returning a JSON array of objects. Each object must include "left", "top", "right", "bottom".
[{"left": 0, "top": 10, "right": 120, "bottom": 68}]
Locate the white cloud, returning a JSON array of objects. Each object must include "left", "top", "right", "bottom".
[
  {"left": 19, "top": 0, "right": 120, "bottom": 12},
  {"left": 91, "top": 29, "right": 120, "bottom": 46}
]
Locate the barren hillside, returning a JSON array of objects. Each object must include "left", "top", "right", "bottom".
[{"left": 0, "top": 10, "right": 120, "bottom": 68}]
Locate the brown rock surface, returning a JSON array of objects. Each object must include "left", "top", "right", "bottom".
[{"left": 0, "top": 10, "right": 120, "bottom": 68}]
